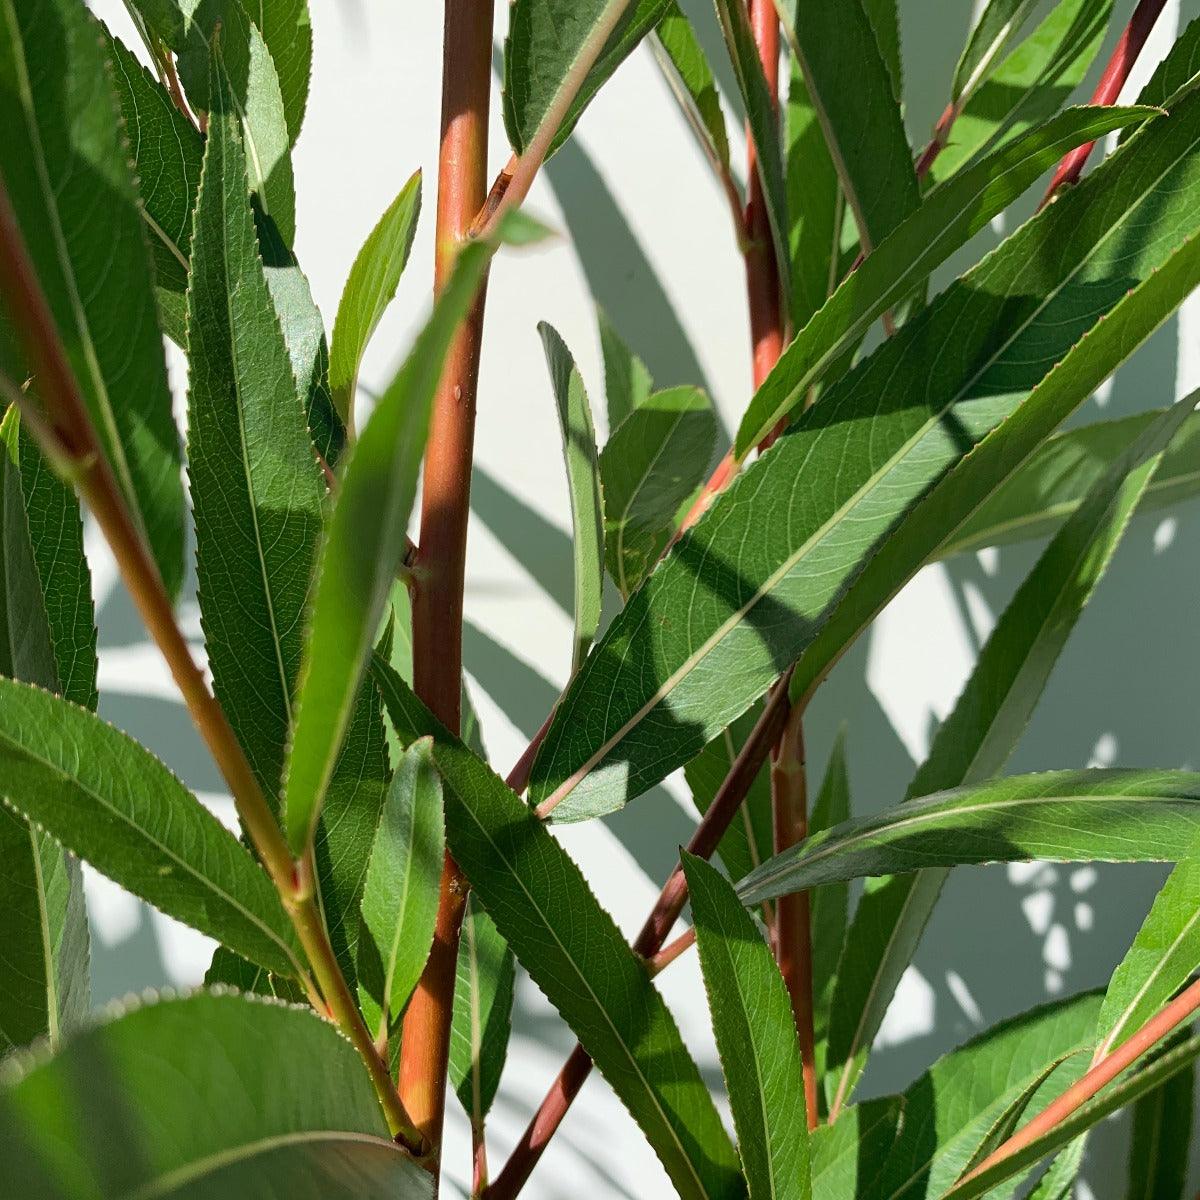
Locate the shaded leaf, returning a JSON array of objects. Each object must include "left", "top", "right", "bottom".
[
  {"left": 739, "top": 769, "right": 1200, "bottom": 906},
  {"left": 601, "top": 386, "right": 715, "bottom": 597},
  {"left": 531, "top": 90, "right": 1200, "bottom": 822},
  {"left": 540, "top": 323, "right": 605, "bottom": 672},
  {"left": 449, "top": 894, "right": 516, "bottom": 1127},
  {"left": 0, "top": 991, "right": 431, "bottom": 1199},
  {"left": 329, "top": 171, "right": 422, "bottom": 426},
  {"left": 684, "top": 854, "right": 810, "bottom": 1200},
  {"left": 952, "top": 0, "right": 1040, "bottom": 105},
  {"left": 1128, "top": 15, "right": 1200, "bottom": 122},
  {"left": 358, "top": 738, "right": 444, "bottom": 1034},
  {"left": 504, "top": 0, "right": 672, "bottom": 159},
  {"left": 0, "top": 678, "right": 304, "bottom": 977},
  {"left": 1126, "top": 1059, "right": 1193, "bottom": 1200},
  {"left": 808, "top": 1098, "right": 902, "bottom": 1200},
  {"left": 372, "top": 655, "right": 744, "bottom": 1200},
  {"left": 775, "top": 0, "right": 917, "bottom": 250},
  {"left": 0, "top": 0, "right": 185, "bottom": 598}
]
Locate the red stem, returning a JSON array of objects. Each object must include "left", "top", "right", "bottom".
[
  {"left": 399, "top": 0, "right": 495, "bottom": 1163},
  {"left": 1040, "top": 0, "right": 1169, "bottom": 204},
  {"left": 485, "top": 676, "right": 793, "bottom": 1200}
]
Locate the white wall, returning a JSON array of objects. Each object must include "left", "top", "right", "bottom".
[{"left": 85, "top": 1, "right": 1200, "bottom": 1194}]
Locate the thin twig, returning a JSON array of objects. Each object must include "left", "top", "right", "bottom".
[{"left": 0, "top": 177, "right": 423, "bottom": 1152}]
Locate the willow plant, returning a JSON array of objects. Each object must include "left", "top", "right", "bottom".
[{"left": 2, "top": 0, "right": 1200, "bottom": 1195}]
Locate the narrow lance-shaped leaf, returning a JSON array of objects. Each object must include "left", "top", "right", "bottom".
[
  {"left": 952, "top": 0, "right": 1040, "bottom": 106},
  {"left": 0, "top": 408, "right": 89, "bottom": 1051},
  {"left": 1125, "top": 15, "right": 1200, "bottom": 131},
  {"left": 0, "top": 677, "right": 304, "bottom": 978},
  {"left": 504, "top": 0, "right": 672, "bottom": 159},
  {"left": 329, "top": 172, "right": 422, "bottom": 426},
  {"left": 0, "top": 0, "right": 185, "bottom": 598},
  {"left": 823, "top": 395, "right": 1199, "bottom": 1115},
  {"left": 283, "top": 215, "right": 548, "bottom": 857},
  {"left": 939, "top": 406, "right": 1200, "bottom": 560},
  {"left": 944, "top": 1033, "right": 1200, "bottom": 1200},
  {"left": 683, "top": 854, "right": 810, "bottom": 1200},
  {"left": 540, "top": 323, "right": 605, "bottom": 672},
  {"left": 449, "top": 894, "right": 516, "bottom": 1131},
  {"left": 713, "top": 0, "right": 790, "bottom": 306},
  {"left": 598, "top": 307, "right": 653, "bottom": 430},
  {"left": 877, "top": 990, "right": 1103, "bottom": 1200},
  {"left": 739, "top": 770, "right": 1200, "bottom": 906},
  {"left": 1126, "top": 1059, "right": 1193, "bottom": 1200},
  {"left": 930, "top": 0, "right": 1113, "bottom": 184},
  {"left": 1095, "top": 854, "right": 1200, "bottom": 1060},
  {"left": 0, "top": 991, "right": 432, "bottom": 1199},
  {"left": 372, "top": 655, "right": 743, "bottom": 1200},
  {"left": 775, "top": 0, "right": 917, "bottom": 250},
  {"left": 735, "top": 102, "right": 1157, "bottom": 456},
  {"left": 809, "top": 730, "right": 849, "bottom": 1067},
  {"left": 531, "top": 87, "right": 1200, "bottom": 823},
  {"left": 601, "top": 386, "right": 716, "bottom": 598},
  {"left": 652, "top": 4, "right": 731, "bottom": 175},
  {"left": 358, "top": 738, "right": 444, "bottom": 1038}
]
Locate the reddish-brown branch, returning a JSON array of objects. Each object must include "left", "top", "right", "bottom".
[
  {"left": 1041, "top": 0, "right": 1169, "bottom": 205},
  {"left": 399, "top": 0, "right": 495, "bottom": 1162},
  {"left": 485, "top": 675, "right": 793, "bottom": 1200},
  {"left": 959, "top": 975, "right": 1200, "bottom": 1188},
  {"left": 770, "top": 702, "right": 819, "bottom": 1130}
]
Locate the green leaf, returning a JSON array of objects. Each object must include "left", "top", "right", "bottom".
[
  {"left": 0, "top": 411, "right": 89, "bottom": 1053},
  {"left": 785, "top": 57, "right": 841, "bottom": 332},
  {"left": 738, "top": 769, "right": 1200, "bottom": 906},
  {"left": 807, "top": 1098, "right": 901, "bottom": 1200},
  {"left": 600, "top": 385, "right": 716, "bottom": 597},
  {"left": 105, "top": 27, "right": 202, "bottom": 349},
  {"left": 0, "top": 991, "right": 432, "bottom": 1199},
  {"left": 329, "top": 172, "right": 422, "bottom": 427},
  {"left": 652, "top": 4, "right": 730, "bottom": 174},
  {"left": 930, "top": 0, "right": 1113, "bottom": 184},
  {"left": 283, "top": 218, "right": 542, "bottom": 857},
  {"left": 951, "top": 0, "right": 1040, "bottom": 106},
  {"left": 823, "top": 395, "right": 1197, "bottom": 1113},
  {"left": 0, "top": 677, "right": 304, "bottom": 978},
  {"left": 1128, "top": 16, "right": 1200, "bottom": 121},
  {"left": 944, "top": 1032, "right": 1200, "bottom": 1200},
  {"left": 735, "top": 102, "right": 1157, "bottom": 456},
  {"left": 862, "top": 0, "right": 901, "bottom": 100},
  {"left": 598, "top": 307, "right": 654, "bottom": 430},
  {"left": 204, "top": 944, "right": 305, "bottom": 1002},
  {"left": 540, "top": 323, "right": 605, "bottom": 672},
  {"left": 1126, "top": 1059, "right": 1193, "bottom": 1200},
  {"left": 530, "top": 89, "right": 1200, "bottom": 823},
  {"left": 371, "top": 655, "right": 744, "bottom": 1200},
  {"left": 235, "top": 0, "right": 312, "bottom": 144},
  {"left": 449, "top": 894, "right": 516, "bottom": 1127},
  {"left": 358, "top": 738, "right": 444, "bottom": 1034},
  {"left": 684, "top": 702, "right": 773, "bottom": 893},
  {"left": 939, "top": 406, "right": 1200, "bottom": 560},
  {"left": 0, "top": 0, "right": 185, "bottom": 599},
  {"left": 1096, "top": 857, "right": 1200, "bottom": 1062},
  {"left": 684, "top": 854, "right": 810, "bottom": 1200},
  {"left": 503, "top": 0, "right": 672, "bottom": 159},
  {"left": 809, "top": 731, "right": 849, "bottom": 1065},
  {"left": 713, "top": 0, "right": 790, "bottom": 304},
  {"left": 877, "top": 991, "right": 1103, "bottom": 1200},
  {"left": 186, "top": 57, "right": 326, "bottom": 808},
  {"left": 775, "top": 0, "right": 917, "bottom": 250}
]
